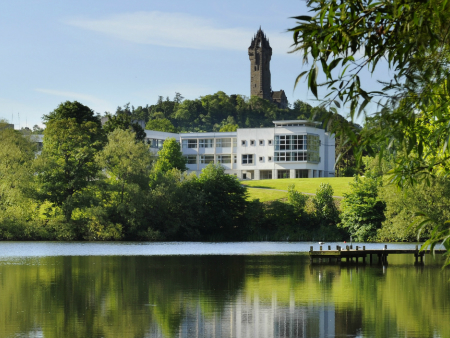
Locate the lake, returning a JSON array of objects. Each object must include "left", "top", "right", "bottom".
[{"left": 0, "top": 242, "right": 448, "bottom": 338}]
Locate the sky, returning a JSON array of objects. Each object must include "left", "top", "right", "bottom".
[{"left": 0, "top": 0, "right": 389, "bottom": 129}]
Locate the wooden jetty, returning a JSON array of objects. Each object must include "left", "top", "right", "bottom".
[{"left": 309, "top": 245, "right": 447, "bottom": 264}]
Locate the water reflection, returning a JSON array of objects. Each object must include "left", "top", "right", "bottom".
[{"left": 0, "top": 254, "right": 448, "bottom": 337}]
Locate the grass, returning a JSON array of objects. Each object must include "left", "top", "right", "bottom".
[
  {"left": 242, "top": 177, "right": 353, "bottom": 201},
  {"left": 246, "top": 188, "right": 288, "bottom": 202}
]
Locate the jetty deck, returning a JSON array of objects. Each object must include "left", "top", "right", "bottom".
[{"left": 309, "top": 245, "right": 447, "bottom": 264}]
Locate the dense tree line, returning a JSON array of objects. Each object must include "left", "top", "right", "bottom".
[
  {"left": 2, "top": 99, "right": 439, "bottom": 242},
  {"left": 113, "top": 91, "right": 330, "bottom": 132},
  {"left": 2, "top": 99, "right": 443, "bottom": 243},
  {"left": 0, "top": 101, "right": 345, "bottom": 241}
]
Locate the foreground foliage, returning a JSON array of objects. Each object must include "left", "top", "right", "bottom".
[{"left": 290, "top": 0, "right": 450, "bottom": 264}]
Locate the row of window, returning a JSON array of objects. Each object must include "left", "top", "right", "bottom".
[
  {"left": 258, "top": 169, "right": 310, "bottom": 179},
  {"left": 185, "top": 155, "right": 234, "bottom": 165},
  {"left": 274, "top": 134, "right": 322, "bottom": 151},
  {"left": 185, "top": 153, "right": 322, "bottom": 165},
  {"left": 181, "top": 135, "right": 321, "bottom": 151},
  {"left": 182, "top": 138, "right": 279, "bottom": 148},
  {"left": 274, "top": 151, "right": 319, "bottom": 162},
  {"left": 182, "top": 138, "right": 237, "bottom": 149},
  {"left": 184, "top": 154, "right": 275, "bottom": 165},
  {"left": 241, "top": 139, "right": 273, "bottom": 146}
]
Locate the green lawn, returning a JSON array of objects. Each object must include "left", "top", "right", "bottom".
[
  {"left": 242, "top": 177, "right": 353, "bottom": 200},
  {"left": 246, "top": 188, "right": 288, "bottom": 202}
]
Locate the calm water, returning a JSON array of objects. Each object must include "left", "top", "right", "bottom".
[{"left": 0, "top": 242, "right": 449, "bottom": 338}]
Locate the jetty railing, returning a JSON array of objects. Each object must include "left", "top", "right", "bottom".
[{"left": 309, "top": 245, "right": 446, "bottom": 264}]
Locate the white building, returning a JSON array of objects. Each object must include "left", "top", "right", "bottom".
[{"left": 145, "top": 120, "right": 335, "bottom": 180}]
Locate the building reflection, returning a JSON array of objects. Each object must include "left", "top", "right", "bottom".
[{"left": 145, "top": 290, "right": 363, "bottom": 338}]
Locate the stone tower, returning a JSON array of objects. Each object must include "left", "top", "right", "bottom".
[{"left": 248, "top": 27, "right": 272, "bottom": 101}]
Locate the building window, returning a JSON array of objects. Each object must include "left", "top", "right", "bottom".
[
  {"left": 233, "top": 155, "right": 237, "bottom": 163},
  {"left": 216, "top": 138, "right": 232, "bottom": 148},
  {"left": 241, "top": 140, "right": 246, "bottom": 146},
  {"left": 242, "top": 154, "right": 253, "bottom": 164},
  {"left": 295, "top": 169, "right": 308, "bottom": 178},
  {"left": 274, "top": 151, "right": 306, "bottom": 162},
  {"left": 233, "top": 138, "right": 237, "bottom": 147},
  {"left": 259, "top": 140, "right": 264, "bottom": 146},
  {"left": 250, "top": 140, "right": 255, "bottom": 146},
  {"left": 268, "top": 156, "right": 272, "bottom": 162},
  {"left": 277, "top": 170, "right": 290, "bottom": 179},
  {"left": 259, "top": 156, "right": 263, "bottom": 162},
  {"left": 199, "top": 139, "right": 213, "bottom": 148},
  {"left": 200, "top": 155, "right": 215, "bottom": 164},
  {"left": 273, "top": 134, "right": 320, "bottom": 163},
  {"left": 182, "top": 139, "right": 197, "bottom": 148},
  {"left": 260, "top": 170, "right": 272, "bottom": 179},
  {"left": 306, "top": 134, "right": 320, "bottom": 162},
  {"left": 274, "top": 135, "right": 306, "bottom": 150},
  {"left": 149, "top": 139, "right": 164, "bottom": 149},
  {"left": 217, "top": 155, "right": 231, "bottom": 164},
  {"left": 185, "top": 155, "right": 197, "bottom": 164},
  {"left": 268, "top": 140, "right": 273, "bottom": 145}
]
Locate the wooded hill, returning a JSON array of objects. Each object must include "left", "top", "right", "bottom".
[{"left": 112, "top": 91, "right": 335, "bottom": 133}]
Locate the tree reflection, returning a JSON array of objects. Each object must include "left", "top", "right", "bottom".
[{"left": 0, "top": 254, "right": 448, "bottom": 337}]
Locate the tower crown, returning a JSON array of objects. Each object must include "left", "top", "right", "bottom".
[{"left": 249, "top": 27, "right": 272, "bottom": 50}]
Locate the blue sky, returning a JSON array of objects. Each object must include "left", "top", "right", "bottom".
[{"left": 0, "top": 0, "right": 388, "bottom": 128}]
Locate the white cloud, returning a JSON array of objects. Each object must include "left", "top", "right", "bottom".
[
  {"left": 35, "top": 89, "right": 114, "bottom": 113},
  {"left": 64, "top": 11, "right": 293, "bottom": 55}
]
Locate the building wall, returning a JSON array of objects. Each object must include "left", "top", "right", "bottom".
[
  {"left": 174, "top": 121, "right": 335, "bottom": 180},
  {"left": 143, "top": 121, "right": 335, "bottom": 180}
]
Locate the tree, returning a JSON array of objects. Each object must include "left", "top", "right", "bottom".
[
  {"left": 32, "top": 124, "right": 44, "bottom": 134},
  {"left": 173, "top": 92, "right": 184, "bottom": 104},
  {"left": 312, "top": 183, "right": 339, "bottom": 225},
  {"left": 145, "top": 118, "right": 176, "bottom": 133},
  {"left": 35, "top": 101, "right": 105, "bottom": 222},
  {"left": 0, "top": 122, "right": 41, "bottom": 239},
  {"left": 97, "top": 129, "right": 152, "bottom": 204},
  {"left": 377, "top": 177, "right": 450, "bottom": 242},
  {"left": 287, "top": 184, "right": 309, "bottom": 215},
  {"left": 289, "top": 0, "right": 450, "bottom": 262},
  {"left": 339, "top": 173, "right": 386, "bottom": 241},
  {"left": 194, "top": 164, "right": 248, "bottom": 239},
  {"left": 92, "top": 128, "right": 153, "bottom": 239},
  {"left": 153, "top": 138, "right": 187, "bottom": 173},
  {"left": 102, "top": 113, "right": 146, "bottom": 141},
  {"left": 288, "top": 0, "right": 450, "bottom": 177},
  {"left": 43, "top": 101, "right": 101, "bottom": 124},
  {"left": 219, "top": 123, "right": 238, "bottom": 132}
]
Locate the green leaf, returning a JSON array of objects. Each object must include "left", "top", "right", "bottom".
[
  {"left": 358, "top": 98, "right": 370, "bottom": 116},
  {"left": 291, "top": 15, "right": 312, "bottom": 21},
  {"left": 294, "top": 71, "right": 309, "bottom": 89}
]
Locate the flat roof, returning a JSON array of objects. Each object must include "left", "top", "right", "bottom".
[
  {"left": 180, "top": 132, "right": 237, "bottom": 138},
  {"left": 145, "top": 130, "right": 180, "bottom": 139},
  {"left": 273, "top": 120, "right": 321, "bottom": 126}
]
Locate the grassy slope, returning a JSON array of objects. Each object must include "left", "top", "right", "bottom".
[{"left": 243, "top": 177, "right": 353, "bottom": 202}]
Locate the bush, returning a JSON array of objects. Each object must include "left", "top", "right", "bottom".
[{"left": 339, "top": 173, "right": 385, "bottom": 242}]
